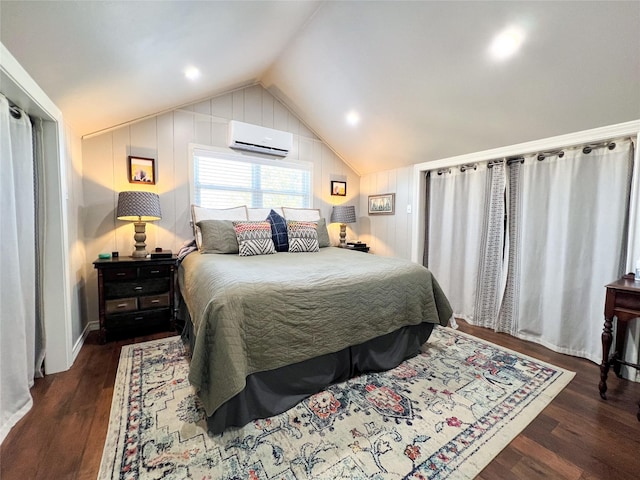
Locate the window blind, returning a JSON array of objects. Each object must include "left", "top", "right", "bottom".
[{"left": 192, "top": 148, "right": 312, "bottom": 209}]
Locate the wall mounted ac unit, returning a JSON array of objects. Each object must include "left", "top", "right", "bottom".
[{"left": 227, "top": 120, "right": 292, "bottom": 156}]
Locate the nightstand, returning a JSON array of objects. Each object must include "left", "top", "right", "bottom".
[{"left": 93, "top": 256, "right": 177, "bottom": 343}]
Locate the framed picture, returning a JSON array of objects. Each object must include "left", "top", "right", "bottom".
[
  {"left": 331, "top": 180, "right": 347, "bottom": 196},
  {"left": 128, "top": 156, "right": 156, "bottom": 185},
  {"left": 368, "top": 193, "right": 395, "bottom": 215}
]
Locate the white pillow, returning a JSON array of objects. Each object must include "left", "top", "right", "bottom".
[
  {"left": 282, "top": 207, "right": 321, "bottom": 221},
  {"left": 191, "top": 205, "right": 248, "bottom": 250},
  {"left": 247, "top": 207, "right": 284, "bottom": 221}
]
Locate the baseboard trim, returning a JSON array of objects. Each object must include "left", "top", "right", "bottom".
[{"left": 72, "top": 321, "right": 100, "bottom": 361}]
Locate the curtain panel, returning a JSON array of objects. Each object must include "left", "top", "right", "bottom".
[
  {"left": 0, "top": 94, "right": 37, "bottom": 444},
  {"left": 426, "top": 165, "right": 488, "bottom": 321},
  {"left": 474, "top": 162, "right": 506, "bottom": 331},
  {"left": 426, "top": 139, "right": 636, "bottom": 379},
  {"left": 32, "top": 118, "right": 46, "bottom": 379},
  {"left": 622, "top": 137, "right": 639, "bottom": 381},
  {"left": 505, "top": 141, "right": 633, "bottom": 364}
]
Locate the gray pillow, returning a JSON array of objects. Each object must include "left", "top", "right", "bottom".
[
  {"left": 315, "top": 218, "right": 331, "bottom": 248},
  {"left": 197, "top": 220, "right": 239, "bottom": 254}
]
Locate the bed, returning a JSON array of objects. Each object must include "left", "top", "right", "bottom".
[{"left": 178, "top": 244, "right": 453, "bottom": 434}]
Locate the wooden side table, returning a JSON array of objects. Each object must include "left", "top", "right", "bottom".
[
  {"left": 599, "top": 275, "right": 640, "bottom": 421},
  {"left": 93, "top": 255, "right": 177, "bottom": 343}
]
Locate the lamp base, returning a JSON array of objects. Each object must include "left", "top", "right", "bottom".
[
  {"left": 131, "top": 221, "right": 148, "bottom": 258},
  {"left": 339, "top": 223, "right": 347, "bottom": 247}
]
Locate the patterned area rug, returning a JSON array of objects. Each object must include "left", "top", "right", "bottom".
[{"left": 99, "top": 326, "right": 574, "bottom": 479}]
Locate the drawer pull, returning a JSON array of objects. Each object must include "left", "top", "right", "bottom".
[
  {"left": 117, "top": 303, "right": 128, "bottom": 308},
  {"left": 116, "top": 272, "right": 126, "bottom": 276},
  {"left": 151, "top": 299, "right": 160, "bottom": 304},
  {"left": 150, "top": 270, "right": 160, "bottom": 274},
  {"left": 135, "top": 316, "right": 144, "bottom": 321},
  {"left": 134, "top": 286, "right": 143, "bottom": 291}
]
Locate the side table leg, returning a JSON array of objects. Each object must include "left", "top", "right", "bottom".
[
  {"left": 599, "top": 316, "right": 613, "bottom": 400},
  {"left": 612, "top": 319, "right": 628, "bottom": 378}
]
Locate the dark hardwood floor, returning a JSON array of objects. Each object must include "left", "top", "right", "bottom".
[{"left": 1, "top": 322, "right": 639, "bottom": 479}]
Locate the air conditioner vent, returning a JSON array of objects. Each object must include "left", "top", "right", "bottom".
[{"left": 227, "top": 120, "right": 292, "bottom": 156}]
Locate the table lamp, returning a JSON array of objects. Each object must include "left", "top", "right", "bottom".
[
  {"left": 330, "top": 205, "right": 356, "bottom": 247},
  {"left": 116, "top": 191, "right": 162, "bottom": 258}
]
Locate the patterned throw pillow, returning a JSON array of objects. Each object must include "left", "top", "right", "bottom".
[
  {"left": 287, "top": 221, "right": 319, "bottom": 253},
  {"left": 233, "top": 221, "right": 276, "bottom": 256},
  {"left": 266, "top": 209, "right": 289, "bottom": 252}
]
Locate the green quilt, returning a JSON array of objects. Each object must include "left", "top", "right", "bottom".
[{"left": 179, "top": 247, "right": 453, "bottom": 417}]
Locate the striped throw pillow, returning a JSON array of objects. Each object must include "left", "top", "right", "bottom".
[
  {"left": 287, "top": 221, "right": 319, "bottom": 253},
  {"left": 233, "top": 221, "right": 276, "bottom": 256}
]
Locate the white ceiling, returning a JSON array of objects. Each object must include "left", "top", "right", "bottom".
[{"left": 1, "top": 1, "right": 639, "bottom": 175}]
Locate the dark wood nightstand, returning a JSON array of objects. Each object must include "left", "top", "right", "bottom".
[{"left": 93, "top": 256, "right": 177, "bottom": 343}]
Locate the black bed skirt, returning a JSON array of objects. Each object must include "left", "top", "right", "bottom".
[{"left": 179, "top": 302, "right": 434, "bottom": 434}]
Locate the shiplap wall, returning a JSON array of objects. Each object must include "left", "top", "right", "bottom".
[
  {"left": 64, "top": 123, "right": 87, "bottom": 347},
  {"left": 359, "top": 166, "right": 415, "bottom": 259},
  {"left": 81, "top": 84, "right": 360, "bottom": 325}
]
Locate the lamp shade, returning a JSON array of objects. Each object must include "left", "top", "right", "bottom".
[
  {"left": 330, "top": 205, "right": 356, "bottom": 224},
  {"left": 116, "top": 191, "right": 162, "bottom": 221}
]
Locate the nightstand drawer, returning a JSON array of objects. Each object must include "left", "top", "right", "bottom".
[
  {"left": 105, "top": 308, "right": 172, "bottom": 330},
  {"left": 139, "top": 265, "right": 171, "bottom": 278},
  {"left": 105, "top": 297, "right": 138, "bottom": 314},
  {"left": 139, "top": 293, "right": 170, "bottom": 310},
  {"left": 104, "top": 278, "right": 169, "bottom": 298},
  {"left": 103, "top": 267, "right": 137, "bottom": 281}
]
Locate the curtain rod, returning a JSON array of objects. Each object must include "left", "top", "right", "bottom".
[
  {"left": 536, "top": 139, "right": 618, "bottom": 161},
  {"left": 435, "top": 138, "right": 627, "bottom": 174},
  {"left": 484, "top": 137, "right": 627, "bottom": 168},
  {"left": 8, "top": 104, "right": 22, "bottom": 119}
]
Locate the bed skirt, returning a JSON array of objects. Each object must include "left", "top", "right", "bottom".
[{"left": 179, "top": 301, "right": 434, "bottom": 434}]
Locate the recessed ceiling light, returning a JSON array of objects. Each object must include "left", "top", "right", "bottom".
[
  {"left": 489, "top": 26, "right": 525, "bottom": 60},
  {"left": 346, "top": 110, "right": 360, "bottom": 126},
  {"left": 184, "top": 66, "right": 201, "bottom": 80}
]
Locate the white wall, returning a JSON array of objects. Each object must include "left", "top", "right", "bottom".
[
  {"left": 64, "top": 124, "right": 87, "bottom": 351},
  {"left": 359, "top": 166, "right": 415, "bottom": 259},
  {"left": 81, "top": 84, "right": 360, "bottom": 325}
]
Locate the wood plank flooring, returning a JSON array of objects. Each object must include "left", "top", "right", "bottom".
[{"left": 1, "top": 322, "right": 639, "bottom": 479}]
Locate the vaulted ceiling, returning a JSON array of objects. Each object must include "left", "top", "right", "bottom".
[{"left": 2, "top": 1, "right": 639, "bottom": 175}]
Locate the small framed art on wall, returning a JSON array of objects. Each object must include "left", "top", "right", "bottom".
[
  {"left": 331, "top": 180, "right": 347, "bottom": 196},
  {"left": 128, "top": 156, "right": 156, "bottom": 184},
  {"left": 368, "top": 193, "right": 395, "bottom": 215}
]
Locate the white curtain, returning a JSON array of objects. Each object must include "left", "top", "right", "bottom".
[
  {"left": 623, "top": 136, "right": 640, "bottom": 381},
  {"left": 32, "top": 118, "right": 46, "bottom": 376},
  {"left": 0, "top": 94, "right": 36, "bottom": 444},
  {"left": 503, "top": 141, "right": 633, "bottom": 364},
  {"left": 427, "top": 166, "right": 488, "bottom": 321}
]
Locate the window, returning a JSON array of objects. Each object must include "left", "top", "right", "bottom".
[{"left": 191, "top": 147, "right": 312, "bottom": 209}]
